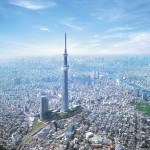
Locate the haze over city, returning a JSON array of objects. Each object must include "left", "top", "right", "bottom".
[{"left": 0, "top": 0, "right": 150, "bottom": 58}]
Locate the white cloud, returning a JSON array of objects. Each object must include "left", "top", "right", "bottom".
[
  {"left": 108, "top": 27, "right": 132, "bottom": 32},
  {"left": 60, "top": 18, "right": 83, "bottom": 31},
  {"left": 88, "top": 38, "right": 102, "bottom": 47},
  {"left": 90, "top": 43, "right": 101, "bottom": 47},
  {"left": 39, "top": 27, "right": 50, "bottom": 32},
  {"left": 103, "top": 33, "right": 124, "bottom": 39},
  {"left": 9, "top": 0, "right": 56, "bottom": 10},
  {"left": 90, "top": 39, "right": 101, "bottom": 43},
  {"left": 129, "top": 32, "right": 150, "bottom": 42},
  {"left": 103, "top": 32, "right": 150, "bottom": 55},
  {"left": 62, "top": 22, "right": 83, "bottom": 31},
  {"left": 91, "top": 8, "right": 127, "bottom": 22}
]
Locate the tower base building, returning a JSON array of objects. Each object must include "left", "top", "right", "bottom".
[{"left": 40, "top": 96, "right": 48, "bottom": 120}]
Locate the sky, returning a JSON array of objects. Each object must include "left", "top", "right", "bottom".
[{"left": 0, "top": 0, "right": 150, "bottom": 58}]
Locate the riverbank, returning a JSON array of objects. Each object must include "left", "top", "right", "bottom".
[{"left": 107, "top": 73, "right": 150, "bottom": 96}]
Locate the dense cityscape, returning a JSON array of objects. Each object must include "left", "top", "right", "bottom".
[
  {"left": 1, "top": 0, "right": 150, "bottom": 149},
  {"left": 0, "top": 54, "right": 150, "bottom": 150}
]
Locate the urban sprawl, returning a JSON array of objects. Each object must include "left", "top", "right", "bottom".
[{"left": 0, "top": 56, "right": 150, "bottom": 150}]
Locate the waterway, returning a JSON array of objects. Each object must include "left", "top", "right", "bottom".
[{"left": 107, "top": 73, "right": 150, "bottom": 96}]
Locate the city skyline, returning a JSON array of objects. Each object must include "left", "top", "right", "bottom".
[{"left": 0, "top": 0, "right": 150, "bottom": 58}]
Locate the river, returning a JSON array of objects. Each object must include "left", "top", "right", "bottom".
[{"left": 107, "top": 73, "right": 150, "bottom": 96}]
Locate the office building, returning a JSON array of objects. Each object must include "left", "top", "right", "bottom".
[
  {"left": 40, "top": 96, "right": 48, "bottom": 120},
  {"left": 134, "top": 88, "right": 140, "bottom": 97},
  {"left": 142, "top": 90, "right": 147, "bottom": 100}
]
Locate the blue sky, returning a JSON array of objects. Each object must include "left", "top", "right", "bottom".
[{"left": 0, "top": 0, "right": 150, "bottom": 58}]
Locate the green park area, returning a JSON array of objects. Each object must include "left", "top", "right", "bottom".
[
  {"left": 22, "top": 118, "right": 44, "bottom": 144},
  {"left": 31, "top": 118, "right": 44, "bottom": 134},
  {"left": 135, "top": 102, "right": 150, "bottom": 116}
]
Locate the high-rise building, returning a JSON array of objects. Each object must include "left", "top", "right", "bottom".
[
  {"left": 61, "top": 33, "right": 69, "bottom": 112},
  {"left": 134, "top": 88, "right": 140, "bottom": 97},
  {"left": 40, "top": 96, "right": 48, "bottom": 120},
  {"left": 142, "top": 90, "right": 147, "bottom": 100}
]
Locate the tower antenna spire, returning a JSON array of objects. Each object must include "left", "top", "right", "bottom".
[{"left": 65, "top": 32, "right": 67, "bottom": 54}]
